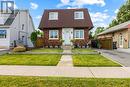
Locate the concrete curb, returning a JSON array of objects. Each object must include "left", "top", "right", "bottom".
[
  {"left": 8, "top": 52, "right": 100, "bottom": 55},
  {"left": 0, "top": 50, "right": 9, "bottom": 55}
]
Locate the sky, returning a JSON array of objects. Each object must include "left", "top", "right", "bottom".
[{"left": 4, "top": 0, "right": 127, "bottom": 32}]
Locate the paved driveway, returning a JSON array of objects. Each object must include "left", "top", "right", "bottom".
[{"left": 96, "top": 49, "right": 130, "bottom": 67}]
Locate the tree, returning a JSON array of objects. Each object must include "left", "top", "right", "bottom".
[
  {"left": 30, "top": 31, "right": 37, "bottom": 46},
  {"left": 30, "top": 30, "right": 44, "bottom": 47},
  {"left": 94, "top": 27, "right": 105, "bottom": 39},
  {"left": 109, "top": 0, "right": 130, "bottom": 28},
  {"left": 89, "top": 31, "right": 93, "bottom": 39},
  {"left": 109, "top": 19, "right": 119, "bottom": 28},
  {"left": 35, "top": 30, "right": 44, "bottom": 37}
]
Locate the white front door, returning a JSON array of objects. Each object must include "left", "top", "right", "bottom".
[
  {"left": 62, "top": 28, "right": 73, "bottom": 45},
  {"left": 119, "top": 35, "right": 123, "bottom": 48}
]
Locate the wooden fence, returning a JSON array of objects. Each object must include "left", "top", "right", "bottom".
[{"left": 36, "top": 37, "right": 44, "bottom": 48}]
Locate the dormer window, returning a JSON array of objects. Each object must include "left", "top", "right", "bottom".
[
  {"left": 49, "top": 12, "right": 58, "bottom": 20},
  {"left": 74, "top": 11, "right": 84, "bottom": 19}
]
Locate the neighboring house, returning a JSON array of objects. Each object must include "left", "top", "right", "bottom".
[
  {"left": 0, "top": 10, "right": 35, "bottom": 49},
  {"left": 39, "top": 8, "right": 93, "bottom": 47},
  {"left": 97, "top": 20, "right": 130, "bottom": 49}
]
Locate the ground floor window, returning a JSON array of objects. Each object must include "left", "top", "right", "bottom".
[
  {"left": 49, "top": 30, "right": 59, "bottom": 39},
  {"left": 74, "top": 30, "right": 84, "bottom": 39},
  {"left": 0, "top": 30, "right": 6, "bottom": 38}
]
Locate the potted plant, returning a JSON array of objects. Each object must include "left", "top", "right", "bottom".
[
  {"left": 71, "top": 39, "right": 78, "bottom": 48},
  {"left": 59, "top": 38, "right": 64, "bottom": 48}
]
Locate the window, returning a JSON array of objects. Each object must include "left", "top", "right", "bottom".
[
  {"left": 74, "top": 30, "right": 84, "bottom": 39},
  {"left": 74, "top": 11, "right": 84, "bottom": 19},
  {"left": 22, "top": 24, "right": 24, "bottom": 30},
  {"left": 49, "top": 12, "right": 58, "bottom": 20},
  {"left": 49, "top": 30, "right": 59, "bottom": 39},
  {"left": 0, "top": 30, "right": 6, "bottom": 38}
]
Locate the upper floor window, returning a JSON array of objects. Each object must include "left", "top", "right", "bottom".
[
  {"left": 49, "top": 12, "right": 58, "bottom": 20},
  {"left": 74, "top": 11, "right": 84, "bottom": 19},
  {"left": 22, "top": 24, "right": 24, "bottom": 30},
  {"left": 0, "top": 30, "right": 6, "bottom": 39}
]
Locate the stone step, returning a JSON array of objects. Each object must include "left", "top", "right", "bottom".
[{"left": 62, "top": 46, "right": 72, "bottom": 50}]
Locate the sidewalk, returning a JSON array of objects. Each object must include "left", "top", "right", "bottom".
[{"left": 0, "top": 65, "right": 130, "bottom": 78}]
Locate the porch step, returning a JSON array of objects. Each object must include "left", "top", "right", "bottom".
[{"left": 62, "top": 46, "right": 72, "bottom": 50}]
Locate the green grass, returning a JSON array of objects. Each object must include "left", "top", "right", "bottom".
[
  {"left": 0, "top": 76, "right": 129, "bottom": 87},
  {"left": 72, "top": 48, "right": 96, "bottom": 53},
  {"left": 73, "top": 54, "right": 121, "bottom": 67},
  {"left": 0, "top": 54, "right": 61, "bottom": 66},
  {"left": 31, "top": 48, "right": 63, "bottom": 52}
]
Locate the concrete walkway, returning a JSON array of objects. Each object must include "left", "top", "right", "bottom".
[
  {"left": 0, "top": 65, "right": 130, "bottom": 78},
  {"left": 57, "top": 50, "right": 73, "bottom": 67}
]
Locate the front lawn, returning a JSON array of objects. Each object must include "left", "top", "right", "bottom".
[
  {"left": 72, "top": 48, "right": 96, "bottom": 53},
  {"left": 0, "top": 76, "right": 129, "bottom": 87},
  {"left": 31, "top": 48, "right": 63, "bottom": 52},
  {"left": 0, "top": 54, "right": 61, "bottom": 66},
  {"left": 73, "top": 54, "right": 121, "bottom": 67}
]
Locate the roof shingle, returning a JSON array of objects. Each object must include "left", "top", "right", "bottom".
[{"left": 39, "top": 8, "right": 93, "bottom": 29}]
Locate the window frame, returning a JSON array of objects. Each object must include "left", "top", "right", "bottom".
[
  {"left": 22, "top": 24, "right": 24, "bottom": 30},
  {"left": 0, "top": 30, "right": 7, "bottom": 39},
  {"left": 49, "top": 12, "right": 58, "bottom": 20},
  {"left": 49, "top": 30, "right": 59, "bottom": 40},
  {"left": 74, "top": 11, "right": 84, "bottom": 19},
  {"left": 74, "top": 30, "right": 84, "bottom": 39}
]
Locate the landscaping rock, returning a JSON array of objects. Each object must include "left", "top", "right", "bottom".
[{"left": 13, "top": 46, "right": 26, "bottom": 52}]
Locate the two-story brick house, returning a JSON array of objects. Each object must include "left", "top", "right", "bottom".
[{"left": 39, "top": 8, "right": 93, "bottom": 47}]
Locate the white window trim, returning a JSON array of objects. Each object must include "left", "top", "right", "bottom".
[
  {"left": 74, "top": 30, "right": 84, "bottom": 39},
  {"left": 49, "top": 12, "right": 58, "bottom": 20},
  {"left": 74, "top": 11, "right": 84, "bottom": 19},
  {"left": 49, "top": 30, "right": 59, "bottom": 40}
]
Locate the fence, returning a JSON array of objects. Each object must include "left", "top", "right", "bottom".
[{"left": 36, "top": 37, "right": 44, "bottom": 48}]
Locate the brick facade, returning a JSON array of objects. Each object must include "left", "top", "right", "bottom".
[{"left": 42, "top": 28, "right": 89, "bottom": 47}]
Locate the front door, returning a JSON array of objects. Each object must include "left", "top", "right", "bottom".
[
  {"left": 119, "top": 35, "right": 123, "bottom": 48},
  {"left": 62, "top": 28, "right": 73, "bottom": 45}
]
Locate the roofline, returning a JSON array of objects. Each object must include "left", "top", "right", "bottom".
[
  {"left": 44, "top": 8, "right": 88, "bottom": 11},
  {"left": 98, "top": 28, "right": 128, "bottom": 36},
  {"left": 97, "top": 20, "right": 130, "bottom": 36}
]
